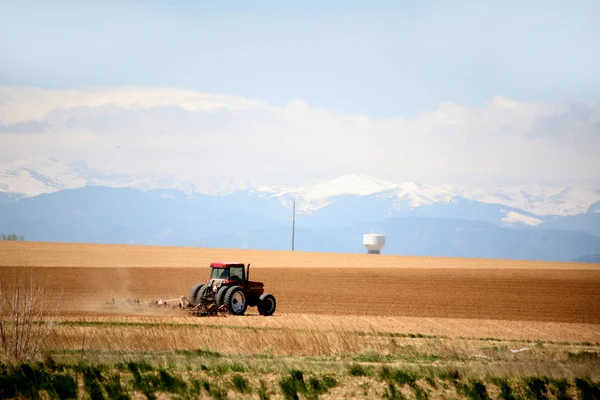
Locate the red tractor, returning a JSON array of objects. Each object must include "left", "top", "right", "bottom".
[{"left": 189, "top": 262, "right": 276, "bottom": 316}]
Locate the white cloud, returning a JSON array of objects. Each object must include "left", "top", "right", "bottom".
[
  {"left": 0, "top": 85, "right": 273, "bottom": 125},
  {"left": 0, "top": 85, "right": 598, "bottom": 187}
]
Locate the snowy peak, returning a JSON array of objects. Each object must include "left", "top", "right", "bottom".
[
  {"left": 209, "top": 177, "right": 255, "bottom": 195},
  {"left": 391, "top": 182, "right": 456, "bottom": 208},
  {"left": 0, "top": 157, "right": 129, "bottom": 196},
  {"left": 282, "top": 173, "right": 399, "bottom": 200},
  {"left": 255, "top": 173, "right": 398, "bottom": 199},
  {"left": 252, "top": 173, "right": 399, "bottom": 212},
  {"left": 546, "top": 186, "right": 600, "bottom": 215},
  {"left": 501, "top": 211, "right": 543, "bottom": 227},
  {"left": 0, "top": 157, "right": 198, "bottom": 196},
  {"left": 134, "top": 173, "right": 198, "bottom": 193},
  {"left": 1, "top": 157, "right": 599, "bottom": 218},
  {"left": 443, "top": 184, "right": 600, "bottom": 216},
  {"left": 254, "top": 175, "right": 600, "bottom": 217},
  {"left": 0, "top": 157, "right": 259, "bottom": 197},
  {"left": 253, "top": 174, "right": 458, "bottom": 212}
]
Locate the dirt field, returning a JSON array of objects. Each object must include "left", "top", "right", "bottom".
[
  {"left": 2, "top": 266, "right": 600, "bottom": 325},
  {"left": 3, "top": 241, "right": 600, "bottom": 398},
  {"left": 1, "top": 241, "right": 599, "bottom": 326}
]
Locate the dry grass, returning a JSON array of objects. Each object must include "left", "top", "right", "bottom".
[
  {"left": 52, "top": 312, "right": 600, "bottom": 343},
  {"left": 0, "top": 269, "right": 62, "bottom": 363},
  {"left": 39, "top": 314, "right": 600, "bottom": 380}
]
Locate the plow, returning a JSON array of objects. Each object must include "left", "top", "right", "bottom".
[
  {"left": 103, "top": 261, "right": 276, "bottom": 318},
  {"left": 103, "top": 294, "right": 231, "bottom": 317}
]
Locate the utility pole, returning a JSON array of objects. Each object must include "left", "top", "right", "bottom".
[{"left": 292, "top": 199, "right": 296, "bottom": 251}]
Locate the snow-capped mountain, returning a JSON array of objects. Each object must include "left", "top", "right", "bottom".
[
  {"left": 1, "top": 157, "right": 599, "bottom": 220},
  {"left": 211, "top": 177, "right": 255, "bottom": 196},
  {"left": 253, "top": 174, "right": 600, "bottom": 218},
  {"left": 254, "top": 176, "right": 457, "bottom": 213},
  {"left": 500, "top": 211, "right": 543, "bottom": 227},
  {"left": 442, "top": 184, "right": 600, "bottom": 216},
  {"left": 0, "top": 157, "right": 136, "bottom": 196},
  {"left": 257, "top": 173, "right": 398, "bottom": 199},
  {"left": 379, "top": 182, "right": 456, "bottom": 209},
  {"left": 0, "top": 157, "right": 249, "bottom": 197},
  {"left": 253, "top": 174, "right": 401, "bottom": 212}
]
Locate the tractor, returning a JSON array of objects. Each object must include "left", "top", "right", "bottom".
[{"left": 189, "top": 262, "right": 276, "bottom": 316}]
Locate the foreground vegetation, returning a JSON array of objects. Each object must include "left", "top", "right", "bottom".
[
  {"left": 2, "top": 352, "right": 600, "bottom": 399},
  {"left": 3, "top": 315, "right": 600, "bottom": 399}
]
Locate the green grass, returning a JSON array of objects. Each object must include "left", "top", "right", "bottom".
[
  {"left": 278, "top": 369, "right": 337, "bottom": 400},
  {"left": 574, "top": 378, "right": 600, "bottom": 400},
  {"left": 1, "top": 350, "right": 600, "bottom": 399},
  {"left": 231, "top": 373, "right": 251, "bottom": 394},
  {"left": 0, "top": 362, "right": 78, "bottom": 399},
  {"left": 348, "top": 363, "right": 371, "bottom": 376},
  {"left": 175, "top": 348, "right": 222, "bottom": 358},
  {"left": 490, "top": 377, "right": 517, "bottom": 400},
  {"left": 455, "top": 379, "right": 490, "bottom": 400}
]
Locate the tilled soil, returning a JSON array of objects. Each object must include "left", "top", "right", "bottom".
[
  {"left": 2, "top": 241, "right": 599, "bottom": 326},
  {"left": 1, "top": 265, "right": 599, "bottom": 324}
]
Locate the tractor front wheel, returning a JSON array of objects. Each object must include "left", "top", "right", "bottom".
[
  {"left": 224, "top": 286, "right": 248, "bottom": 315},
  {"left": 189, "top": 283, "right": 206, "bottom": 305},
  {"left": 258, "top": 293, "right": 276, "bottom": 316},
  {"left": 195, "top": 285, "right": 211, "bottom": 304}
]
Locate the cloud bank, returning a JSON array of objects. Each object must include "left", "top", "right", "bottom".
[{"left": 0, "top": 85, "right": 598, "bottom": 188}]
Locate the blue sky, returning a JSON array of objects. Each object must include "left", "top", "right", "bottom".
[{"left": 1, "top": 0, "right": 598, "bottom": 117}]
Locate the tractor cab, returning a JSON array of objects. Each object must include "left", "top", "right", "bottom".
[{"left": 209, "top": 263, "right": 246, "bottom": 284}]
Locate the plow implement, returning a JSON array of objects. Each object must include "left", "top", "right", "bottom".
[{"left": 103, "top": 295, "right": 230, "bottom": 317}]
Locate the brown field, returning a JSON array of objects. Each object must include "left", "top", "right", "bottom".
[
  {"left": 2, "top": 241, "right": 600, "bottom": 398},
  {"left": 1, "top": 241, "right": 600, "bottom": 325},
  {"left": 2, "top": 240, "right": 600, "bottom": 343}
]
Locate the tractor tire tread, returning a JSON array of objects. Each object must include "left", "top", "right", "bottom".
[
  {"left": 216, "top": 286, "right": 229, "bottom": 306},
  {"left": 195, "top": 285, "right": 211, "bottom": 304},
  {"left": 189, "top": 283, "right": 206, "bottom": 305},
  {"left": 258, "top": 293, "right": 276, "bottom": 316}
]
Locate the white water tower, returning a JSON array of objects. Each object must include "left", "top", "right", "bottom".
[{"left": 363, "top": 233, "right": 386, "bottom": 254}]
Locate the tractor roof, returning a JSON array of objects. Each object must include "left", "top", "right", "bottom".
[{"left": 210, "top": 262, "right": 245, "bottom": 268}]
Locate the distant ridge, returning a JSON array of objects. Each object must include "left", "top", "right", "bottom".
[{"left": 2, "top": 157, "right": 599, "bottom": 217}]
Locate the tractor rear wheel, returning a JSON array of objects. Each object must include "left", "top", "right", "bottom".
[
  {"left": 195, "top": 285, "right": 211, "bottom": 304},
  {"left": 189, "top": 283, "right": 205, "bottom": 305},
  {"left": 215, "top": 286, "right": 229, "bottom": 306},
  {"left": 258, "top": 293, "right": 276, "bottom": 316},
  {"left": 224, "top": 286, "right": 248, "bottom": 315}
]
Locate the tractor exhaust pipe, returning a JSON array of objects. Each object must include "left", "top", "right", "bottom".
[{"left": 246, "top": 263, "right": 250, "bottom": 282}]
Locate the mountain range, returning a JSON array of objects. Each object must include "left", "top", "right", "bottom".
[{"left": 0, "top": 158, "right": 599, "bottom": 262}]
